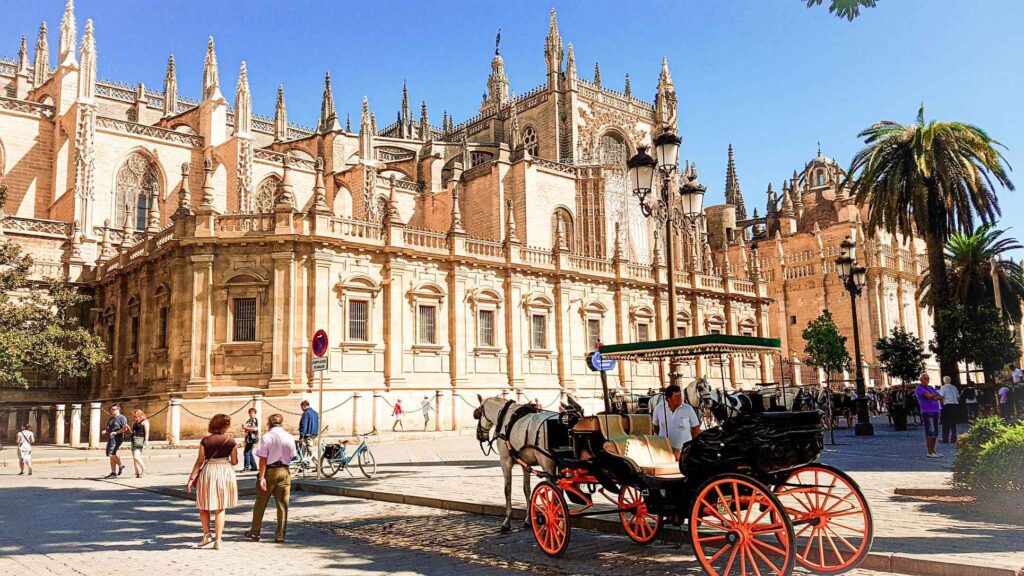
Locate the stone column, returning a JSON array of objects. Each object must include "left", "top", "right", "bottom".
[
  {"left": 88, "top": 402, "right": 101, "bottom": 448},
  {"left": 38, "top": 409, "right": 50, "bottom": 442},
  {"left": 269, "top": 251, "right": 296, "bottom": 389},
  {"left": 5, "top": 410, "right": 17, "bottom": 438},
  {"left": 70, "top": 404, "right": 83, "bottom": 447},
  {"left": 372, "top": 393, "right": 381, "bottom": 433},
  {"left": 27, "top": 408, "right": 38, "bottom": 439},
  {"left": 253, "top": 394, "right": 264, "bottom": 435},
  {"left": 434, "top": 389, "right": 442, "bottom": 432},
  {"left": 188, "top": 254, "right": 215, "bottom": 391},
  {"left": 167, "top": 398, "right": 181, "bottom": 445},
  {"left": 553, "top": 279, "right": 574, "bottom": 391},
  {"left": 54, "top": 404, "right": 67, "bottom": 445},
  {"left": 382, "top": 258, "right": 407, "bottom": 389},
  {"left": 351, "top": 392, "right": 361, "bottom": 435}
]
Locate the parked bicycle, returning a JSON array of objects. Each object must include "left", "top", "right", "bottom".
[
  {"left": 319, "top": 431, "right": 377, "bottom": 478},
  {"left": 290, "top": 426, "right": 329, "bottom": 478}
]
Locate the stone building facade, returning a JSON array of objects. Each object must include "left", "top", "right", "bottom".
[
  {"left": 706, "top": 146, "right": 939, "bottom": 387},
  {"left": 0, "top": 5, "right": 773, "bottom": 440}
]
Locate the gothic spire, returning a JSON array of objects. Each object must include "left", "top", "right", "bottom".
[
  {"left": 174, "top": 162, "right": 192, "bottom": 219},
  {"left": 655, "top": 57, "right": 678, "bottom": 128},
  {"left": 162, "top": 55, "right": 177, "bottom": 117},
  {"left": 360, "top": 95, "right": 371, "bottom": 133},
  {"left": 544, "top": 8, "right": 563, "bottom": 78},
  {"left": 33, "top": 22, "right": 49, "bottom": 86},
  {"left": 370, "top": 112, "right": 377, "bottom": 135},
  {"left": 233, "top": 61, "right": 251, "bottom": 137},
  {"left": 487, "top": 42, "right": 509, "bottom": 105},
  {"left": 58, "top": 0, "right": 76, "bottom": 67},
  {"left": 17, "top": 36, "right": 29, "bottom": 75},
  {"left": 200, "top": 157, "right": 215, "bottom": 207},
  {"left": 419, "top": 100, "right": 430, "bottom": 142},
  {"left": 312, "top": 157, "right": 328, "bottom": 211},
  {"left": 318, "top": 71, "right": 340, "bottom": 132},
  {"left": 624, "top": 73, "right": 631, "bottom": 98},
  {"left": 273, "top": 85, "right": 287, "bottom": 141},
  {"left": 77, "top": 19, "right": 95, "bottom": 101},
  {"left": 658, "top": 57, "right": 674, "bottom": 90},
  {"left": 566, "top": 43, "right": 577, "bottom": 80},
  {"left": 400, "top": 80, "right": 410, "bottom": 128},
  {"left": 346, "top": 114, "right": 351, "bottom": 132},
  {"left": 202, "top": 37, "right": 222, "bottom": 101},
  {"left": 780, "top": 181, "right": 795, "bottom": 218},
  {"left": 275, "top": 157, "right": 294, "bottom": 207},
  {"left": 441, "top": 110, "right": 449, "bottom": 135},
  {"left": 724, "top": 144, "right": 746, "bottom": 219},
  {"left": 593, "top": 62, "right": 601, "bottom": 87},
  {"left": 507, "top": 93, "right": 522, "bottom": 151}
]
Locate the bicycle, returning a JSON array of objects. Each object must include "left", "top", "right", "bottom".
[
  {"left": 290, "top": 426, "right": 329, "bottom": 478},
  {"left": 319, "top": 430, "right": 377, "bottom": 479}
]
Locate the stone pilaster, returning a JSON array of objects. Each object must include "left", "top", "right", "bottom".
[
  {"left": 269, "top": 251, "right": 296, "bottom": 389},
  {"left": 187, "top": 254, "right": 215, "bottom": 391}
]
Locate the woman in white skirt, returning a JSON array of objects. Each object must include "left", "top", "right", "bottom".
[{"left": 186, "top": 414, "right": 238, "bottom": 549}]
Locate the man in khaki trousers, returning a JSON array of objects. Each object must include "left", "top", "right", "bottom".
[{"left": 244, "top": 413, "right": 297, "bottom": 543}]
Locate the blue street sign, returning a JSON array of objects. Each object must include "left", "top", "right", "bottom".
[
  {"left": 587, "top": 351, "right": 617, "bottom": 372},
  {"left": 312, "top": 329, "right": 329, "bottom": 358}
]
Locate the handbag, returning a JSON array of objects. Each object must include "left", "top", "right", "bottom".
[{"left": 131, "top": 436, "right": 145, "bottom": 450}]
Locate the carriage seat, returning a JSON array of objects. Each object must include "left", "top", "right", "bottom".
[{"left": 597, "top": 414, "right": 680, "bottom": 477}]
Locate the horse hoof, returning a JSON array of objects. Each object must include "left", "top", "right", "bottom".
[{"left": 500, "top": 525, "right": 512, "bottom": 533}]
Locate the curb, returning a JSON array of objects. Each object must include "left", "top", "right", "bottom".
[
  {"left": 0, "top": 452, "right": 188, "bottom": 468},
  {"left": 292, "top": 480, "right": 1022, "bottom": 576}
]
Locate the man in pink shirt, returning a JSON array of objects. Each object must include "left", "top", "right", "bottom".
[{"left": 244, "top": 413, "right": 297, "bottom": 543}]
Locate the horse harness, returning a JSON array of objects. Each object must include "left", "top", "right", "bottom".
[{"left": 477, "top": 399, "right": 557, "bottom": 466}]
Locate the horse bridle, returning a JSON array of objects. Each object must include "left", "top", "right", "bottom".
[{"left": 474, "top": 399, "right": 515, "bottom": 456}]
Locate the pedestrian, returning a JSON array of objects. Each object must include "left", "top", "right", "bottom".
[
  {"left": 242, "top": 407, "right": 259, "bottom": 472},
  {"left": 130, "top": 409, "right": 149, "bottom": 478},
  {"left": 391, "top": 399, "right": 404, "bottom": 431},
  {"left": 16, "top": 424, "right": 33, "bottom": 476},
  {"left": 998, "top": 383, "right": 1012, "bottom": 421},
  {"left": 938, "top": 376, "right": 960, "bottom": 444},
  {"left": 1013, "top": 367, "right": 1022, "bottom": 385},
  {"left": 244, "top": 413, "right": 297, "bottom": 544},
  {"left": 915, "top": 374, "right": 943, "bottom": 458},
  {"left": 963, "top": 380, "right": 979, "bottom": 422},
  {"left": 651, "top": 384, "right": 702, "bottom": 461},
  {"left": 420, "top": 396, "right": 432, "bottom": 431},
  {"left": 100, "top": 404, "right": 130, "bottom": 478},
  {"left": 298, "top": 400, "right": 319, "bottom": 461},
  {"left": 185, "top": 414, "right": 238, "bottom": 550}
]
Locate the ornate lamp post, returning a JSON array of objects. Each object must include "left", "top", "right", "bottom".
[
  {"left": 626, "top": 128, "right": 704, "bottom": 387},
  {"left": 835, "top": 236, "right": 874, "bottom": 436}
]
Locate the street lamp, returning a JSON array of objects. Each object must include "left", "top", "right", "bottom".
[
  {"left": 835, "top": 236, "right": 874, "bottom": 436},
  {"left": 626, "top": 127, "right": 702, "bottom": 388}
]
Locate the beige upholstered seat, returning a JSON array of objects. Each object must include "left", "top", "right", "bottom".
[
  {"left": 628, "top": 414, "right": 652, "bottom": 435},
  {"left": 598, "top": 414, "right": 680, "bottom": 477}
]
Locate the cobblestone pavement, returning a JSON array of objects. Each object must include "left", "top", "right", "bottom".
[{"left": 0, "top": 459, "right": 898, "bottom": 576}]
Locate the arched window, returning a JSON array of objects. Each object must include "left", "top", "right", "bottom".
[
  {"left": 597, "top": 131, "right": 627, "bottom": 166},
  {"left": 816, "top": 170, "right": 825, "bottom": 186},
  {"left": 254, "top": 175, "right": 279, "bottom": 214},
  {"left": 114, "top": 152, "right": 160, "bottom": 231},
  {"left": 739, "top": 318, "right": 757, "bottom": 337},
  {"left": 552, "top": 207, "right": 574, "bottom": 252},
  {"left": 522, "top": 126, "right": 539, "bottom": 157}
]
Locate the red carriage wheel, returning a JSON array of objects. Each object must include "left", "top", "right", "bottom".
[
  {"left": 618, "top": 485, "right": 661, "bottom": 545},
  {"left": 773, "top": 464, "right": 873, "bottom": 573},
  {"left": 530, "top": 481, "right": 571, "bottom": 557},
  {"left": 690, "top": 473, "right": 796, "bottom": 576}
]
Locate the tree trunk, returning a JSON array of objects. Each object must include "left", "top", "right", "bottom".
[{"left": 924, "top": 220, "right": 959, "bottom": 385}]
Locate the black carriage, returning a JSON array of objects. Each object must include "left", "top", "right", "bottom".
[{"left": 527, "top": 335, "right": 873, "bottom": 576}]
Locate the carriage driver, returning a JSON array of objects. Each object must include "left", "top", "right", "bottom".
[{"left": 651, "top": 384, "right": 702, "bottom": 461}]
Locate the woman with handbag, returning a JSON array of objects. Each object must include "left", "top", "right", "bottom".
[
  {"left": 185, "top": 414, "right": 239, "bottom": 550},
  {"left": 242, "top": 407, "right": 259, "bottom": 472},
  {"left": 130, "top": 409, "right": 149, "bottom": 478}
]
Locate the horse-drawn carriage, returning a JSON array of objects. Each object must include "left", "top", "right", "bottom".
[{"left": 475, "top": 335, "right": 872, "bottom": 576}]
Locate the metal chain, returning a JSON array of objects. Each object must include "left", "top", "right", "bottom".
[
  {"left": 179, "top": 399, "right": 252, "bottom": 421},
  {"left": 321, "top": 395, "right": 354, "bottom": 414},
  {"left": 262, "top": 400, "right": 305, "bottom": 416}
]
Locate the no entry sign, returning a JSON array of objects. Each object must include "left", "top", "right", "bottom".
[{"left": 312, "top": 329, "right": 329, "bottom": 358}]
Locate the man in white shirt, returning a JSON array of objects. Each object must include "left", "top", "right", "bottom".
[
  {"left": 16, "top": 424, "right": 34, "bottom": 476},
  {"left": 938, "top": 376, "right": 960, "bottom": 444},
  {"left": 420, "top": 396, "right": 433, "bottom": 431},
  {"left": 651, "top": 384, "right": 701, "bottom": 460}
]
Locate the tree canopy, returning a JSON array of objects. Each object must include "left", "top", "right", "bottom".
[
  {"left": 875, "top": 326, "right": 930, "bottom": 385},
  {"left": 932, "top": 305, "right": 1021, "bottom": 385},
  {"left": 802, "top": 309, "right": 851, "bottom": 385},
  {"left": 805, "top": 0, "right": 878, "bottom": 21}
]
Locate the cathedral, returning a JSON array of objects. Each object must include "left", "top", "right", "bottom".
[{"left": 0, "top": 4, "right": 776, "bottom": 440}]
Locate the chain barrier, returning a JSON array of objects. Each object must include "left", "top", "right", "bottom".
[
  {"left": 455, "top": 393, "right": 480, "bottom": 409},
  {"left": 262, "top": 399, "right": 305, "bottom": 416},
  {"left": 321, "top": 395, "right": 354, "bottom": 414},
  {"left": 179, "top": 399, "right": 253, "bottom": 421}
]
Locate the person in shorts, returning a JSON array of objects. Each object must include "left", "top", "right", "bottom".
[
  {"left": 16, "top": 424, "right": 34, "bottom": 476},
  {"left": 100, "top": 404, "right": 130, "bottom": 478},
  {"left": 915, "top": 375, "right": 943, "bottom": 458}
]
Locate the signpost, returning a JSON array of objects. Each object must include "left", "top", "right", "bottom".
[
  {"left": 312, "top": 329, "right": 328, "bottom": 478},
  {"left": 586, "top": 350, "right": 617, "bottom": 413}
]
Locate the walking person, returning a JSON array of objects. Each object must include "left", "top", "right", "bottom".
[
  {"left": 298, "top": 400, "right": 319, "bottom": 462},
  {"left": 998, "top": 383, "right": 1012, "bottom": 421},
  {"left": 420, "top": 396, "right": 433, "bottom": 431},
  {"left": 915, "top": 374, "right": 944, "bottom": 458},
  {"left": 963, "top": 380, "right": 979, "bottom": 422},
  {"left": 244, "top": 413, "right": 297, "bottom": 544},
  {"left": 938, "top": 376, "right": 960, "bottom": 444},
  {"left": 185, "top": 414, "right": 239, "bottom": 550},
  {"left": 391, "top": 399, "right": 404, "bottom": 431},
  {"left": 16, "top": 424, "right": 33, "bottom": 476},
  {"left": 130, "top": 409, "right": 149, "bottom": 478},
  {"left": 100, "top": 404, "right": 130, "bottom": 478},
  {"left": 242, "top": 407, "right": 259, "bottom": 472}
]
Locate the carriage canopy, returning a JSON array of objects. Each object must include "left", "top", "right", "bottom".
[{"left": 598, "top": 334, "right": 781, "bottom": 361}]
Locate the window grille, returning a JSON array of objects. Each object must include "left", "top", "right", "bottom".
[
  {"left": 130, "top": 316, "right": 140, "bottom": 355},
  {"left": 233, "top": 298, "right": 257, "bottom": 342},
  {"left": 349, "top": 300, "right": 369, "bottom": 341},
  {"left": 531, "top": 314, "right": 547, "bottom": 350},
  {"left": 478, "top": 309, "right": 495, "bottom": 347},
  {"left": 587, "top": 318, "right": 601, "bottom": 350},
  {"left": 157, "top": 307, "right": 168, "bottom": 349},
  {"left": 418, "top": 305, "right": 437, "bottom": 345},
  {"left": 637, "top": 322, "right": 650, "bottom": 342}
]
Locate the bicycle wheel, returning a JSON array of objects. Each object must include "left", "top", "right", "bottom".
[
  {"left": 320, "top": 452, "right": 343, "bottom": 478},
  {"left": 357, "top": 448, "right": 376, "bottom": 478}
]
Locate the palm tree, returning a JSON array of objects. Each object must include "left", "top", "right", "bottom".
[
  {"left": 919, "top": 225, "right": 1024, "bottom": 322},
  {"left": 845, "top": 105, "right": 1014, "bottom": 381},
  {"left": 806, "top": 0, "right": 878, "bottom": 21}
]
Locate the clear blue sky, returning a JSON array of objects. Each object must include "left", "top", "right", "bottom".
[{"left": 3, "top": 0, "right": 1022, "bottom": 237}]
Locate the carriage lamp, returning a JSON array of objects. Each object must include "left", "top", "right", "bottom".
[
  {"left": 834, "top": 237, "right": 874, "bottom": 436},
  {"left": 654, "top": 129, "right": 682, "bottom": 172},
  {"left": 679, "top": 173, "right": 706, "bottom": 219},
  {"left": 627, "top": 145, "right": 657, "bottom": 198}
]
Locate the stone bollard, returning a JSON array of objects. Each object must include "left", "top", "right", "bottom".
[
  {"left": 167, "top": 398, "right": 181, "bottom": 445},
  {"left": 372, "top": 393, "right": 381, "bottom": 433},
  {"left": 253, "top": 394, "right": 264, "bottom": 436},
  {"left": 351, "top": 392, "right": 361, "bottom": 435},
  {"left": 70, "top": 404, "right": 83, "bottom": 447},
  {"left": 434, "top": 390, "right": 442, "bottom": 432},
  {"left": 54, "top": 405, "right": 66, "bottom": 445},
  {"left": 88, "top": 402, "right": 101, "bottom": 448}
]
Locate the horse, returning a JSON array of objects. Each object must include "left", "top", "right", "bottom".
[{"left": 474, "top": 395, "right": 559, "bottom": 532}]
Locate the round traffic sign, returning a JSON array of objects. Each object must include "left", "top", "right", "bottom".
[{"left": 312, "top": 329, "right": 329, "bottom": 358}]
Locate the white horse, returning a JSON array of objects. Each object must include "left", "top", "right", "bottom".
[{"left": 474, "top": 395, "right": 559, "bottom": 532}]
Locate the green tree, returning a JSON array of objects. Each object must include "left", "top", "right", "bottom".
[
  {"left": 0, "top": 185, "right": 109, "bottom": 388},
  {"left": 805, "top": 0, "right": 877, "bottom": 21},
  {"left": 802, "top": 309, "right": 851, "bottom": 387},
  {"left": 874, "top": 326, "right": 930, "bottom": 385},
  {"left": 932, "top": 305, "right": 1021, "bottom": 386},
  {"left": 919, "top": 225, "right": 1024, "bottom": 322},
  {"left": 845, "top": 105, "right": 1014, "bottom": 383}
]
